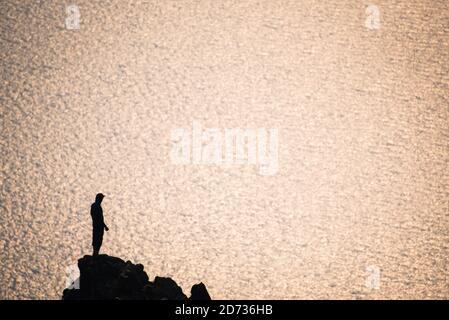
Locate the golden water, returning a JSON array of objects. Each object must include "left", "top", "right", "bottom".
[{"left": 0, "top": 0, "right": 448, "bottom": 299}]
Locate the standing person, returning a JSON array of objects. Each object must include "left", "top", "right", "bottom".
[{"left": 91, "top": 193, "right": 109, "bottom": 256}]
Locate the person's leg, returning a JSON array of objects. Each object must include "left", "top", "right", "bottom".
[
  {"left": 92, "top": 230, "right": 103, "bottom": 256},
  {"left": 97, "top": 234, "right": 103, "bottom": 255}
]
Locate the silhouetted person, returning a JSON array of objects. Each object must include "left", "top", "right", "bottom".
[{"left": 91, "top": 193, "right": 109, "bottom": 256}]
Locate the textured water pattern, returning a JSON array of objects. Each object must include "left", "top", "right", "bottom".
[{"left": 1, "top": 0, "right": 448, "bottom": 299}]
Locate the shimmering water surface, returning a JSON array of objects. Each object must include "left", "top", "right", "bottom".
[{"left": 1, "top": 0, "right": 448, "bottom": 299}]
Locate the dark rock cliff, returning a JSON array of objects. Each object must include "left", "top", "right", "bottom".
[{"left": 62, "top": 254, "right": 211, "bottom": 300}]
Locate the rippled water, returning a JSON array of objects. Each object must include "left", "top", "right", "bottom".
[{"left": 1, "top": 0, "right": 448, "bottom": 299}]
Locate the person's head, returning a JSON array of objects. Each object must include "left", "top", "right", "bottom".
[{"left": 95, "top": 193, "right": 105, "bottom": 204}]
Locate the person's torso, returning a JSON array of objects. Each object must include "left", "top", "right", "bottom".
[{"left": 91, "top": 203, "right": 104, "bottom": 229}]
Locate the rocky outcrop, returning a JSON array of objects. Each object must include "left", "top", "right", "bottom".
[
  {"left": 190, "top": 282, "right": 212, "bottom": 300},
  {"left": 62, "top": 254, "right": 211, "bottom": 300}
]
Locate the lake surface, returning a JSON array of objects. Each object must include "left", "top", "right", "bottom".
[{"left": 1, "top": 0, "right": 448, "bottom": 299}]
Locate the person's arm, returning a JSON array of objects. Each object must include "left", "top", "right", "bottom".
[{"left": 100, "top": 208, "right": 109, "bottom": 231}]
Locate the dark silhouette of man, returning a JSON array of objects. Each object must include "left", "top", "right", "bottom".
[{"left": 91, "top": 193, "right": 109, "bottom": 256}]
